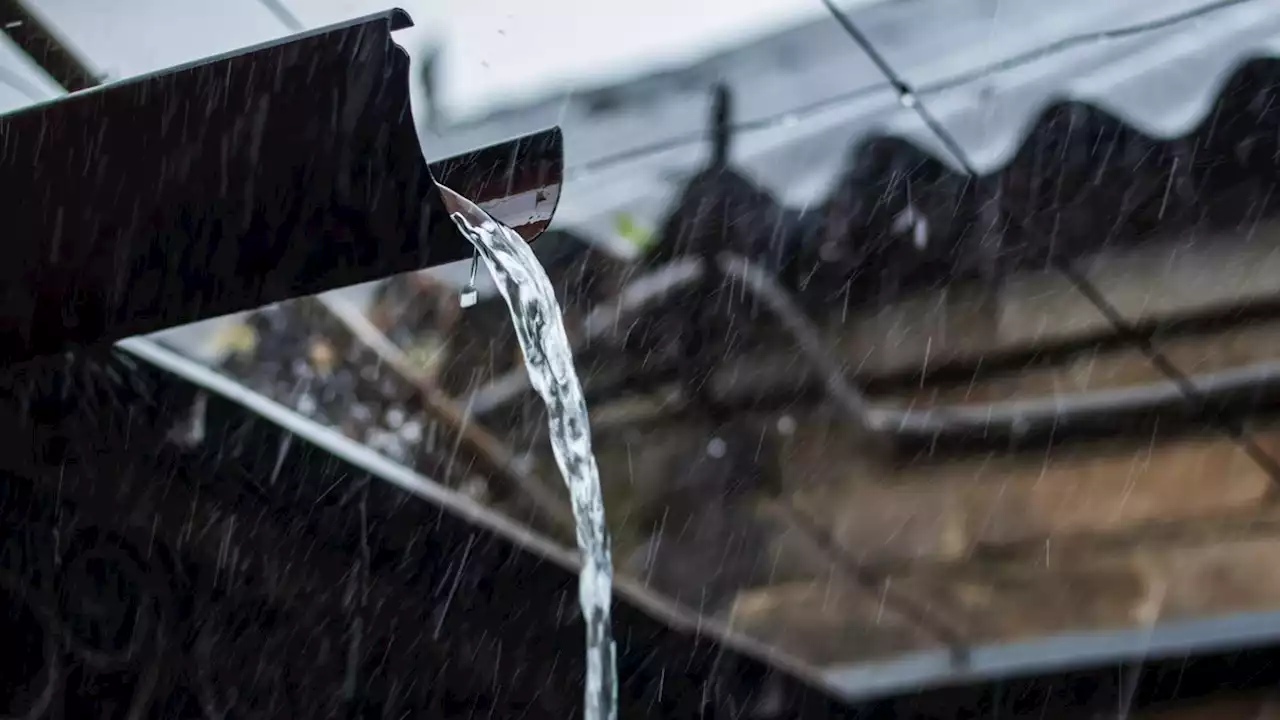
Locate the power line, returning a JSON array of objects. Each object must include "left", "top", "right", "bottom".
[
  {"left": 257, "top": 0, "right": 305, "bottom": 33},
  {"left": 820, "top": 0, "right": 976, "bottom": 173},
  {"left": 921, "top": 0, "right": 1263, "bottom": 94},
  {"left": 577, "top": 0, "right": 1268, "bottom": 176}
]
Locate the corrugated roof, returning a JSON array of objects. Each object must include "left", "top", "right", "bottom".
[
  {"left": 843, "top": 0, "right": 1280, "bottom": 173},
  {"left": 433, "top": 0, "right": 1280, "bottom": 256}
]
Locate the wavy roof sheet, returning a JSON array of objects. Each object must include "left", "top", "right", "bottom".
[
  {"left": 433, "top": 0, "right": 1280, "bottom": 256},
  {"left": 840, "top": 0, "right": 1280, "bottom": 173}
]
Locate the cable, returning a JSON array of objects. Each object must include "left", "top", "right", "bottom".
[
  {"left": 919, "top": 0, "right": 1264, "bottom": 95},
  {"left": 1057, "top": 261, "right": 1280, "bottom": 483},
  {"left": 257, "top": 0, "right": 305, "bottom": 33},
  {"left": 574, "top": 0, "right": 1266, "bottom": 177},
  {"left": 819, "top": 0, "right": 976, "bottom": 174},
  {"left": 819, "top": 0, "right": 1280, "bottom": 481}
]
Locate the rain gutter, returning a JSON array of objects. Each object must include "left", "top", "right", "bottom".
[{"left": 823, "top": 607, "right": 1280, "bottom": 702}]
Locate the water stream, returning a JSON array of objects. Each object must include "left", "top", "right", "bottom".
[{"left": 444, "top": 189, "right": 618, "bottom": 720}]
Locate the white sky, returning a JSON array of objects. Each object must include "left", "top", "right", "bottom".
[
  {"left": 292, "top": 0, "right": 831, "bottom": 118},
  {"left": 17, "top": 0, "right": 832, "bottom": 120}
]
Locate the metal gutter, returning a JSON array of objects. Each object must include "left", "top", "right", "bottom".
[{"left": 823, "top": 607, "right": 1280, "bottom": 702}]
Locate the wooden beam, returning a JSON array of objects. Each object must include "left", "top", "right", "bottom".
[
  {"left": 0, "top": 0, "right": 100, "bottom": 92},
  {"left": 853, "top": 504, "right": 1280, "bottom": 578}
]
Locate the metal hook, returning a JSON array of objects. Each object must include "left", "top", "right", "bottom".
[{"left": 459, "top": 249, "right": 480, "bottom": 308}]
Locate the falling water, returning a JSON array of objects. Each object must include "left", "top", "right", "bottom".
[{"left": 446, "top": 192, "right": 617, "bottom": 720}]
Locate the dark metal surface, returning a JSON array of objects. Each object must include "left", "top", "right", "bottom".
[
  {"left": 0, "top": 341, "right": 851, "bottom": 718},
  {"left": 433, "top": 129, "right": 563, "bottom": 240},
  {"left": 0, "top": 9, "right": 562, "bottom": 364}
]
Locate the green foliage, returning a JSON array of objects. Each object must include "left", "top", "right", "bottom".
[{"left": 613, "top": 211, "right": 655, "bottom": 251}]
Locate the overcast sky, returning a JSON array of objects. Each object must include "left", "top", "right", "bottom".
[{"left": 7, "top": 0, "right": 833, "bottom": 118}]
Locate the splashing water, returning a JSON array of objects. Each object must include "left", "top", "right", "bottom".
[{"left": 447, "top": 196, "right": 617, "bottom": 720}]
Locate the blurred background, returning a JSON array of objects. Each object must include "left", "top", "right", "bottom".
[{"left": 8, "top": 0, "right": 1280, "bottom": 714}]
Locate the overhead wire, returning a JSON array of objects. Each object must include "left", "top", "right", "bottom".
[
  {"left": 574, "top": 0, "right": 1270, "bottom": 177},
  {"left": 256, "top": 0, "right": 305, "bottom": 33}
]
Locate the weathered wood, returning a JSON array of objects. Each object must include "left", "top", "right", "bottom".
[
  {"left": 788, "top": 425, "right": 1271, "bottom": 559},
  {"left": 1139, "top": 691, "right": 1280, "bottom": 719},
  {"left": 608, "top": 224, "right": 1280, "bottom": 672},
  {"left": 724, "top": 532, "right": 1280, "bottom": 670},
  {"left": 1082, "top": 219, "right": 1280, "bottom": 327},
  {"left": 712, "top": 219, "right": 1280, "bottom": 400},
  {"left": 727, "top": 580, "right": 937, "bottom": 666}
]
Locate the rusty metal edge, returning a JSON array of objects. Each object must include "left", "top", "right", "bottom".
[
  {"left": 430, "top": 126, "right": 564, "bottom": 243},
  {"left": 821, "top": 607, "right": 1280, "bottom": 703}
]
